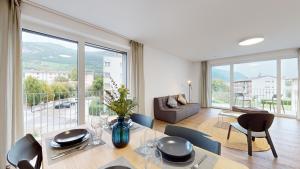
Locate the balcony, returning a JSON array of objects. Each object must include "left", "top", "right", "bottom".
[{"left": 23, "top": 90, "right": 107, "bottom": 139}]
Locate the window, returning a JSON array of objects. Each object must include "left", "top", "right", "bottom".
[
  {"left": 281, "top": 58, "right": 298, "bottom": 116},
  {"left": 233, "top": 60, "right": 277, "bottom": 111},
  {"left": 211, "top": 65, "right": 230, "bottom": 108},
  {"left": 105, "top": 61, "right": 111, "bottom": 67},
  {"left": 22, "top": 30, "right": 78, "bottom": 139},
  {"left": 85, "top": 44, "right": 127, "bottom": 121}
]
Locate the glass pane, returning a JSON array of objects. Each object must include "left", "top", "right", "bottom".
[
  {"left": 85, "top": 45, "right": 126, "bottom": 122},
  {"left": 233, "top": 60, "right": 277, "bottom": 112},
  {"left": 281, "top": 58, "right": 298, "bottom": 116},
  {"left": 22, "top": 31, "right": 78, "bottom": 139},
  {"left": 211, "top": 65, "right": 230, "bottom": 108}
]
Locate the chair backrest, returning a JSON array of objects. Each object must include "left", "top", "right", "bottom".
[
  {"left": 237, "top": 113, "right": 274, "bottom": 132},
  {"left": 164, "top": 125, "right": 221, "bottom": 155},
  {"left": 18, "top": 160, "right": 34, "bottom": 169},
  {"left": 7, "top": 134, "right": 42, "bottom": 169},
  {"left": 130, "top": 113, "right": 154, "bottom": 129}
]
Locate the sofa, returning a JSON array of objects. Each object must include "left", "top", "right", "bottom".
[{"left": 154, "top": 94, "right": 200, "bottom": 123}]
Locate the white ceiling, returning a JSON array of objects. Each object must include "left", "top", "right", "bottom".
[{"left": 29, "top": 0, "right": 300, "bottom": 61}]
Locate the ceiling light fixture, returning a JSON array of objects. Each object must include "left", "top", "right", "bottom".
[{"left": 238, "top": 37, "right": 264, "bottom": 46}]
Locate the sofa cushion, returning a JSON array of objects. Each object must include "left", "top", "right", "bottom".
[
  {"left": 167, "top": 96, "right": 178, "bottom": 108},
  {"left": 177, "top": 94, "right": 187, "bottom": 105}
]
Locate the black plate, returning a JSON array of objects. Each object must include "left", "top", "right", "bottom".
[
  {"left": 105, "top": 166, "right": 130, "bottom": 169},
  {"left": 50, "top": 132, "right": 90, "bottom": 149},
  {"left": 157, "top": 136, "right": 193, "bottom": 159},
  {"left": 54, "top": 129, "right": 88, "bottom": 146}
]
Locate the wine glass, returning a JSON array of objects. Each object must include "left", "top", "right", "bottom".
[{"left": 90, "top": 116, "right": 103, "bottom": 145}]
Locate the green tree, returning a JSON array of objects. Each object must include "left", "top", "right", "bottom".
[
  {"left": 69, "top": 68, "right": 77, "bottom": 81},
  {"left": 41, "top": 81, "right": 54, "bottom": 102},
  {"left": 51, "top": 82, "right": 70, "bottom": 100},
  {"left": 24, "top": 76, "right": 44, "bottom": 107},
  {"left": 212, "top": 79, "right": 229, "bottom": 92},
  {"left": 91, "top": 76, "right": 103, "bottom": 96}
]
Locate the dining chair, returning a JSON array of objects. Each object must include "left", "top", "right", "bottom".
[
  {"left": 7, "top": 134, "right": 43, "bottom": 169},
  {"left": 17, "top": 160, "right": 34, "bottom": 169},
  {"left": 164, "top": 125, "right": 221, "bottom": 155},
  {"left": 227, "top": 113, "right": 278, "bottom": 157},
  {"left": 130, "top": 113, "right": 154, "bottom": 129}
]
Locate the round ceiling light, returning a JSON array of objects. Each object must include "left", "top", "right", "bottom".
[{"left": 238, "top": 37, "right": 264, "bottom": 46}]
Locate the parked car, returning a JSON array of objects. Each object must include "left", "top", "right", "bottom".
[{"left": 55, "top": 102, "right": 71, "bottom": 109}]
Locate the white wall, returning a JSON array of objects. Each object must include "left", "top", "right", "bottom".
[{"left": 144, "top": 46, "right": 200, "bottom": 116}]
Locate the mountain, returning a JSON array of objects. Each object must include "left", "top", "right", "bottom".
[
  {"left": 212, "top": 68, "right": 247, "bottom": 82},
  {"left": 22, "top": 42, "right": 104, "bottom": 73}
]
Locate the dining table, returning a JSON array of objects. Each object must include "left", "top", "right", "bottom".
[{"left": 41, "top": 124, "right": 249, "bottom": 169}]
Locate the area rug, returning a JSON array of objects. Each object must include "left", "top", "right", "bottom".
[{"left": 198, "top": 117, "right": 270, "bottom": 152}]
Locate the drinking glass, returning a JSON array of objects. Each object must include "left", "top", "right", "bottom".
[
  {"left": 144, "top": 148, "right": 163, "bottom": 169},
  {"left": 90, "top": 116, "right": 103, "bottom": 145},
  {"left": 139, "top": 129, "right": 158, "bottom": 154}
]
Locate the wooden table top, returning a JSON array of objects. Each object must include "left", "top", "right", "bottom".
[{"left": 42, "top": 124, "right": 248, "bottom": 169}]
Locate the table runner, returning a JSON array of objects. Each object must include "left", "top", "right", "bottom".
[
  {"left": 135, "top": 145, "right": 217, "bottom": 169},
  {"left": 45, "top": 129, "right": 105, "bottom": 165}
]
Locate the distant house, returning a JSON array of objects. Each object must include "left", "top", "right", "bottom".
[{"left": 24, "top": 70, "right": 68, "bottom": 83}]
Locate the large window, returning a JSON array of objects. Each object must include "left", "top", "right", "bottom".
[
  {"left": 22, "top": 30, "right": 128, "bottom": 139},
  {"left": 22, "top": 30, "right": 78, "bottom": 138},
  {"left": 209, "top": 57, "right": 298, "bottom": 118},
  {"left": 211, "top": 65, "right": 230, "bottom": 108}
]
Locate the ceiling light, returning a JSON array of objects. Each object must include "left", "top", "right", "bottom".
[{"left": 238, "top": 37, "right": 264, "bottom": 46}]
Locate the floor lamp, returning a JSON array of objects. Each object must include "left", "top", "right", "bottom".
[{"left": 187, "top": 80, "right": 192, "bottom": 103}]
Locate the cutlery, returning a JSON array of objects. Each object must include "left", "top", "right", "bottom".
[
  {"left": 51, "top": 143, "right": 89, "bottom": 160},
  {"left": 191, "top": 154, "right": 207, "bottom": 169}
]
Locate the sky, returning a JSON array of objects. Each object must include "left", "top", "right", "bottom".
[
  {"left": 22, "top": 31, "right": 103, "bottom": 52},
  {"left": 214, "top": 59, "right": 298, "bottom": 79}
]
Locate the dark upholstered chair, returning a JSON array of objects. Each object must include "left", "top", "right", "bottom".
[
  {"left": 164, "top": 125, "right": 221, "bottom": 155},
  {"left": 7, "top": 134, "right": 42, "bottom": 169},
  {"left": 130, "top": 113, "right": 154, "bottom": 129},
  {"left": 227, "top": 113, "right": 278, "bottom": 157},
  {"left": 17, "top": 160, "right": 35, "bottom": 169}
]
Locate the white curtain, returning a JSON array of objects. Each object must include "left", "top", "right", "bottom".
[
  {"left": 298, "top": 49, "right": 300, "bottom": 120},
  {"left": 129, "top": 40, "right": 145, "bottom": 114},
  {"left": 0, "top": 0, "right": 23, "bottom": 167}
]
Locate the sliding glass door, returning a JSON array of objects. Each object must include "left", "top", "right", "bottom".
[
  {"left": 210, "top": 57, "right": 298, "bottom": 117},
  {"left": 211, "top": 65, "right": 230, "bottom": 108}
]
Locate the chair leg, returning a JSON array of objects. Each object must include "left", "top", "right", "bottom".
[
  {"left": 227, "top": 125, "right": 232, "bottom": 140},
  {"left": 247, "top": 130, "right": 252, "bottom": 156},
  {"left": 265, "top": 130, "right": 278, "bottom": 158}
]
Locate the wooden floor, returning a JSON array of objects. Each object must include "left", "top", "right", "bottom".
[{"left": 153, "top": 108, "right": 300, "bottom": 169}]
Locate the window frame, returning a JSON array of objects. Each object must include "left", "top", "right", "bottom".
[{"left": 21, "top": 27, "right": 129, "bottom": 128}]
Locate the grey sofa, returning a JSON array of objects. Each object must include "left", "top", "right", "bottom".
[{"left": 154, "top": 94, "right": 200, "bottom": 123}]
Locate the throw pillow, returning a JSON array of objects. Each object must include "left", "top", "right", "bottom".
[
  {"left": 167, "top": 96, "right": 178, "bottom": 108},
  {"left": 177, "top": 94, "right": 187, "bottom": 105}
]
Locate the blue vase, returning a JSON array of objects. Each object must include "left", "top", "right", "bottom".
[{"left": 112, "top": 116, "right": 130, "bottom": 148}]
